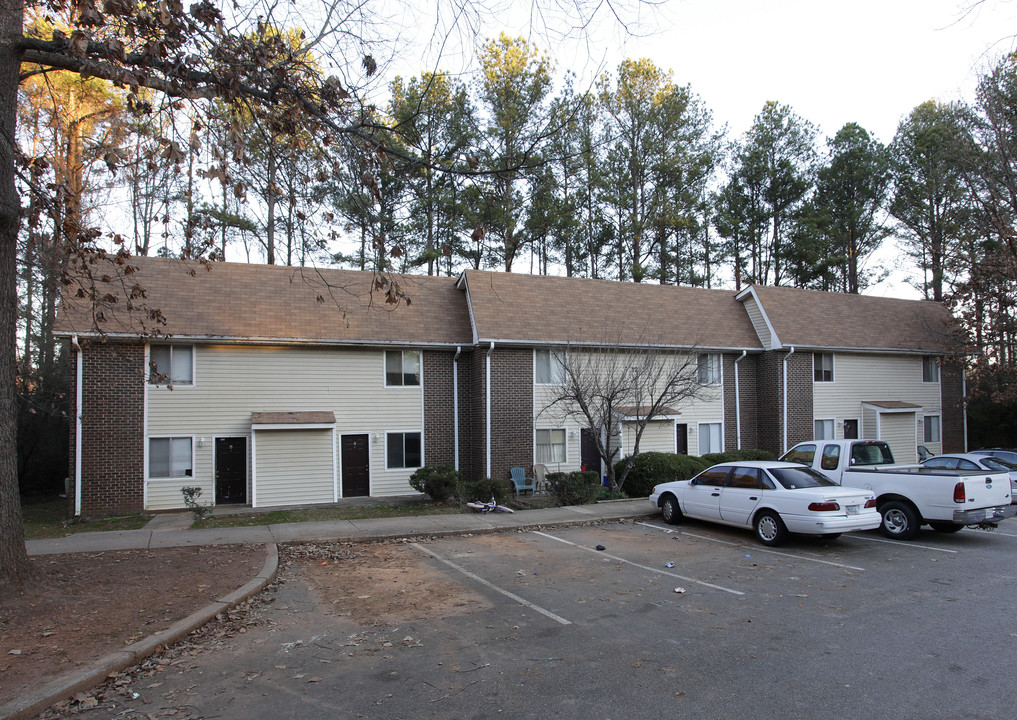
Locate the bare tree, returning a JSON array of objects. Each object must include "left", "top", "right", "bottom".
[{"left": 540, "top": 341, "right": 712, "bottom": 493}]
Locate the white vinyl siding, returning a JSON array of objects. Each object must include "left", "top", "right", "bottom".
[
  {"left": 878, "top": 413, "right": 918, "bottom": 464},
  {"left": 813, "top": 353, "right": 942, "bottom": 440},
  {"left": 146, "top": 345, "right": 424, "bottom": 510},
  {"left": 255, "top": 429, "right": 335, "bottom": 507},
  {"left": 741, "top": 294, "right": 778, "bottom": 350},
  {"left": 531, "top": 348, "right": 725, "bottom": 470},
  {"left": 623, "top": 420, "right": 675, "bottom": 457}
]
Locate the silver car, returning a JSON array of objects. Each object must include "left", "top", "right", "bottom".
[{"left": 922, "top": 453, "right": 1017, "bottom": 501}]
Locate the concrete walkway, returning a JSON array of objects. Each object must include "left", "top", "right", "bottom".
[
  {"left": 6, "top": 499, "right": 654, "bottom": 720},
  {"left": 26, "top": 498, "right": 654, "bottom": 556}
]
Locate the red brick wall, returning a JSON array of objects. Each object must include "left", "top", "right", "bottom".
[
  {"left": 724, "top": 353, "right": 759, "bottom": 451},
  {"left": 489, "top": 348, "right": 534, "bottom": 482},
  {"left": 753, "top": 349, "right": 813, "bottom": 456},
  {"left": 941, "top": 361, "right": 965, "bottom": 453},
  {"left": 423, "top": 350, "right": 455, "bottom": 466},
  {"left": 70, "top": 340, "right": 146, "bottom": 516},
  {"left": 460, "top": 346, "right": 533, "bottom": 483},
  {"left": 786, "top": 351, "right": 815, "bottom": 449}
]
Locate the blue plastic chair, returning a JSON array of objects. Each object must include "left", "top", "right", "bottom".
[{"left": 509, "top": 466, "right": 536, "bottom": 496}]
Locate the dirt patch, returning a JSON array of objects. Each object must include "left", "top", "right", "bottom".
[
  {"left": 0, "top": 545, "right": 265, "bottom": 707},
  {"left": 285, "top": 541, "right": 491, "bottom": 625}
]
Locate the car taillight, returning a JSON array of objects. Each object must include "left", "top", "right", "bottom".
[
  {"left": 953, "top": 482, "right": 966, "bottom": 504},
  {"left": 864, "top": 498, "right": 876, "bottom": 508},
  {"left": 808, "top": 502, "right": 840, "bottom": 512}
]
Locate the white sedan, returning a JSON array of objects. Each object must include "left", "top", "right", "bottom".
[{"left": 649, "top": 461, "right": 880, "bottom": 546}]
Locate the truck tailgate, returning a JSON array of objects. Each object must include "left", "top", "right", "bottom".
[{"left": 957, "top": 470, "right": 1012, "bottom": 508}]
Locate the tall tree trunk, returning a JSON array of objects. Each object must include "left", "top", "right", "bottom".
[
  {"left": 1, "top": 0, "right": 33, "bottom": 585},
  {"left": 265, "top": 143, "right": 276, "bottom": 265}
]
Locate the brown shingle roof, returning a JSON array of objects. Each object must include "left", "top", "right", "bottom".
[
  {"left": 54, "top": 256, "right": 473, "bottom": 346},
  {"left": 742, "top": 284, "right": 962, "bottom": 353},
  {"left": 460, "top": 270, "right": 762, "bottom": 350}
]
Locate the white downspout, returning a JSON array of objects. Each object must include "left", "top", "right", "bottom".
[
  {"left": 453, "top": 346, "right": 461, "bottom": 471},
  {"left": 962, "top": 369, "right": 968, "bottom": 452},
  {"left": 783, "top": 346, "right": 795, "bottom": 453},
  {"left": 71, "top": 336, "right": 83, "bottom": 517},
  {"left": 734, "top": 350, "right": 747, "bottom": 450},
  {"left": 485, "top": 342, "right": 495, "bottom": 479}
]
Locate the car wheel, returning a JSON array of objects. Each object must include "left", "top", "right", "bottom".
[
  {"left": 929, "top": 521, "right": 965, "bottom": 533},
  {"left": 879, "top": 500, "right": 920, "bottom": 540},
  {"left": 754, "top": 510, "right": 788, "bottom": 546},
  {"left": 661, "top": 495, "right": 683, "bottom": 525}
]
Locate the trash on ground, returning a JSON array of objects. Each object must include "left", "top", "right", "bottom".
[
  {"left": 665, "top": 562, "right": 675, "bottom": 568},
  {"left": 674, "top": 587, "right": 686, "bottom": 594},
  {"left": 595, "top": 545, "right": 606, "bottom": 551}
]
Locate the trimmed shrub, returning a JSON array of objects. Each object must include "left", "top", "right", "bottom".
[
  {"left": 546, "top": 470, "right": 601, "bottom": 506},
  {"left": 701, "top": 448, "right": 775, "bottom": 465},
  {"left": 615, "top": 452, "right": 711, "bottom": 498},
  {"left": 455, "top": 477, "right": 512, "bottom": 505},
  {"left": 409, "top": 464, "right": 460, "bottom": 503}
]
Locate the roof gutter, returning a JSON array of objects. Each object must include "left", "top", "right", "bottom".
[
  {"left": 71, "top": 335, "right": 83, "bottom": 517},
  {"left": 486, "top": 342, "right": 495, "bottom": 479},
  {"left": 734, "top": 350, "right": 747, "bottom": 450},
  {"left": 783, "top": 346, "right": 795, "bottom": 453}
]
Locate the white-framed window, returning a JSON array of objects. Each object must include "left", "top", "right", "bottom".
[
  {"left": 923, "top": 415, "right": 941, "bottom": 443},
  {"left": 387, "top": 432, "right": 422, "bottom": 468},
  {"left": 149, "top": 437, "right": 193, "bottom": 478},
  {"left": 385, "top": 350, "right": 420, "bottom": 387},
  {"left": 149, "top": 345, "right": 193, "bottom": 386},
  {"left": 813, "top": 352, "right": 834, "bottom": 382},
  {"left": 922, "top": 356, "right": 940, "bottom": 383},
  {"left": 814, "top": 419, "right": 835, "bottom": 440},
  {"left": 535, "top": 349, "right": 566, "bottom": 384},
  {"left": 698, "top": 422, "right": 722, "bottom": 454},
  {"left": 535, "top": 428, "right": 567, "bottom": 463},
  {"left": 697, "top": 353, "right": 721, "bottom": 385}
]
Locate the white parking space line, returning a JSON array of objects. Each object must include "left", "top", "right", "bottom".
[
  {"left": 844, "top": 534, "right": 958, "bottom": 553},
  {"left": 532, "top": 531, "right": 745, "bottom": 596},
  {"left": 636, "top": 521, "right": 867, "bottom": 571},
  {"left": 410, "top": 543, "right": 572, "bottom": 626}
]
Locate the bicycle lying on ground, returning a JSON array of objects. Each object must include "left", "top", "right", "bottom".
[{"left": 465, "top": 496, "right": 514, "bottom": 514}]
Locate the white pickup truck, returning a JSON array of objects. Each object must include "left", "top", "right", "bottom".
[{"left": 781, "top": 439, "right": 1016, "bottom": 540}]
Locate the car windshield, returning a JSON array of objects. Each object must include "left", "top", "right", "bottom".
[
  {"left": 982, "top": 457, "right": 1017, "bottom": 471},
  {"left": 768, "top": 466, "right": 838, "bottom": 489}
]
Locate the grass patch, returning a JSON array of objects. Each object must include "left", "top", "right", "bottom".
[
  {"left": 21, "top": 498, "right": 151, "bottom": 540},
  {"left": 196, "top": 501, "right": 466, "bottom": 529}
]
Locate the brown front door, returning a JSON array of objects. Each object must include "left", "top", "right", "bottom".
[
  {"left": 215, "top": 437, "right": 248, "bottom": 504},
  {"left": 341, "top": 434, "right": 370, "bottom": 497},
  {"left": 676, "top": 424, "right": 689, "bottom": 455},
  {"left": 581, "top": 428, "right": 600, "bottom": 475}
]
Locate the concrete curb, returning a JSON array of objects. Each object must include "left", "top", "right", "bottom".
[{"left": 0, "top": 544, "right": 279, "bottom": 720}]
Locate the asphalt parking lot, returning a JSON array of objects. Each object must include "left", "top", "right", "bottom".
[{"left": 71, "top": 517, "right": 1017, "bottom": 720}]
